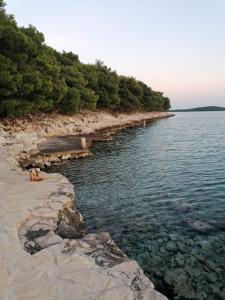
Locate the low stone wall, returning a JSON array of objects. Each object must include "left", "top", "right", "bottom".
[
  {"left": 0, "top": 111, "right": 171, "bottom": 300},
  {"left": 1, "top": 110, "right": 173, "bottom": 169}
]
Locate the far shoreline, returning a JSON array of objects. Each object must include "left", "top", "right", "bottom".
[{"left": 170, "top": 106, "right": 225, "bottom": 112}]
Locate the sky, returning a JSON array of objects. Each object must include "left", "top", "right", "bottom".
[{"left": 5, "top": 0, "right": 225, "bottom": 109}]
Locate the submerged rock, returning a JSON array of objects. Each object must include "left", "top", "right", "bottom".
[
  {"left": 205, "top": 272, "right": 218, "bottom": 283},
  {"left": 175, "top": 252, "right": 185, "bottom": 267},
  {"left": 164, "top": 268, "right": 196, "bottom": 299},
  {"left": 171, "top": 200, "right": 192, "bottom": 213},
  {"left": 185, "top": 218, "right": 214, "bottom": 233},
  {"left": 165, "top": 241, "right": 177, "bottom": 252}
]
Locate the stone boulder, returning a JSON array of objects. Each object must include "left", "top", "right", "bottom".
[{"left": 13, "top": 132, "right": 37, "bottom": 149}]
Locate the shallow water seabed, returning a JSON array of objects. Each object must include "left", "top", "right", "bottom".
[{"left": 48, "top": 112, "right": 225, "bottom": 300}]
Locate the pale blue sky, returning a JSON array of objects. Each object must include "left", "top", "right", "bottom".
[{"left": 6, "top": 0, "right": 225, "bottom": 108}]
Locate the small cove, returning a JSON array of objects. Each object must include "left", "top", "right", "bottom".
[{"left": 48, "top": 112, "right": 225, "bottom": 300}]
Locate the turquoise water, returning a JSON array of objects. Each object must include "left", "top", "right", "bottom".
[{"left": 48, "top": 112, "right": 225, "bottom": 299}]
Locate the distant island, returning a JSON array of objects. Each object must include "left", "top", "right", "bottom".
[{"left": 171, "top": 106, "right": 225, "bottom": 112}]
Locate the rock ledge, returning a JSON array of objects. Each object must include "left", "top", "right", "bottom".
[{"left": 0, "top": 111, "right": 170, "bottom": 300}]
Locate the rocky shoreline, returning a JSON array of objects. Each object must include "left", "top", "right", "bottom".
[
  {"left": 4, "top": 110, "right": 174, "bottom": 169},
  {"left": 0, "top": 111, "right": 172, "bottom": 300}
]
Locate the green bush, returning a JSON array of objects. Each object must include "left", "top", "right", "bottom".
[
  {"left": 0, "top": 99, "right": 35, "bottom": 117},
  {"left": 80, "top": 88, "right": 98, "bottom": 110},
  {"left": 59, "top": 88, "right": 80, "bottom": 115}
]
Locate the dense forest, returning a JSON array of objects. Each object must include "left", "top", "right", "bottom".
[{"left": 0, "top": 0, "right": 170, "bottom": 117}]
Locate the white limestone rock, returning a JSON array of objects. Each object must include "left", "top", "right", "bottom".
[
  {"left": 0, "top": 136, "right": 6, "bottom": 145},
  {"left": 13, "top": 132, "right": 37, "bottom": 149},
  {"left": 0, "top": 112, "right": 172, "bottom": 300}
]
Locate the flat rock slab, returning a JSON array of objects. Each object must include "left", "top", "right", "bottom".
[
  {"left": 38, "top": 135, "right": 91, "bottom": 154},
  {"left": 37, "top": 132, "right": 113, "bottom": 155}
]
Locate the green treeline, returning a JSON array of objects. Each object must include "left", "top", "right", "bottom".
[{"left": 0, "top": 0, "right": 170, "bottom": 117}]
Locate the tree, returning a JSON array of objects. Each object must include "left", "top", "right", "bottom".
[
  {"left": 0, "top": 54, "right": 21, "bottom": 97},
  {"left": 163, "top": 97, "right": 171, "bottom": 111},
  {"left": 0, "top": 0, "right": 6, "bottom": 14},
  {"left": 59, "top": 88, "right": 80, "bottom": 115},
  {"left": 118, "top": 77, "right": 142, "bottom": 111},
  {"left": 80, "top": 88, "right": 98, "bottom": 110},
  {"left": 95, "top": 62, "right": 120, "bottom": 109}
]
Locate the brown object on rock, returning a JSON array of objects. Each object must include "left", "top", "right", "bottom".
[{"left": 29, "top": 168, "right": 42, "bottom": 181}]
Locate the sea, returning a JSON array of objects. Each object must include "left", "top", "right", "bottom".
[{"left": 48, "top": 112, "right": 225, "bottom": 300}]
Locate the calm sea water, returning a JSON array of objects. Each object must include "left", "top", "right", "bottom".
[{"left": 48, "top": 112, "right": 225, "bottom": 300}]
